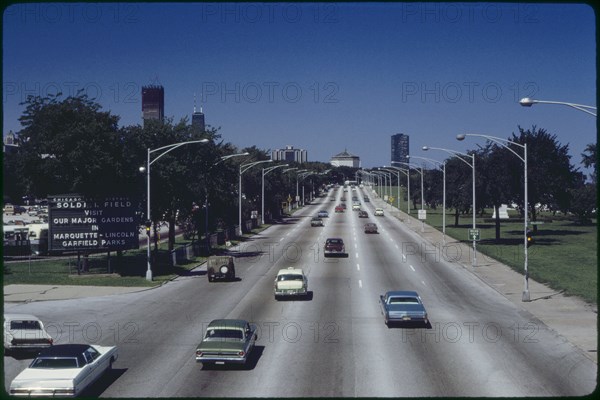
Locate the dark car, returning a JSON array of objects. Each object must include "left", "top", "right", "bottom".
[
  {"left": 207, "top": 256, "right": 235, "bottom": 282},
  {"left": 364, "top": 196, "right": 370, "bottom": 202},
  {"left": 358, "top": 210, "right": 368, "bottom": 218},
  {"left": 364, "top": 223, "right": 378, "bottom": 233},
  {"left": 324, "top": 237, "right": 345, "bottom": 257}
]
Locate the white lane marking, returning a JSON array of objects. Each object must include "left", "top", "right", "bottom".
[
  {"left": 402, "top": 254, "right": 406, "bottom": 262},
  {"left": 279, "top": 237, "right": 284, "bottom": 242},
  {"left": 409, "top": 265, "right": 415, "bottom": 272},
  {"left": 358, "top": 280, "right": 363, "bottom": 288},
  {"left": 395, "top": 244, "right": 399, "bottom": 249},
  {"left": 355, "top": 252, "right": 359, "bottom": 258},
  {"left": 357, "top": 263, "right": 360, "bottom": 271},
  {"left": 421, "top": 280, "right": 427, "bottom": 286}
]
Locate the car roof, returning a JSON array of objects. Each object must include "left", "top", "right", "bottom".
[
  {"left": 4, "top": 313, "right": 42, "bottom": 322},
  {"left": 385, "top": 290, "right": 420, "bottom": 298},
  {"left": 277, "top": 267, "right": 304, "bottom": 275},
  {"left": 326, "top": 237, "right": 343, "bottom": 241},
  {"left": 37, "top": 344, "right": 92, "bottom": 357},
  {"left": 207, "top": 319, "right": 249, "bottom": 330}
]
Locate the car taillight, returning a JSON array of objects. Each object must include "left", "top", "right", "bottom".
[
  {"left": 196, "top": 350, "right": 203, "bottom": 357},
  {"left": 238, "top": 351, "right": 245, "bottom": 356}
]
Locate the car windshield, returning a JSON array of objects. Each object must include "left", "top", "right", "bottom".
[
  {"left": 10, "top": 320, "right": 42, "bottom": 330},
  {"left": 30, "top": 357, "right": 80, "bottom": 369},
  {"left": 389, "top": 297, "right": 420, "bottom": 304},
  {"left": 205, "top": 329, "right": 244, "bottom": 340},
  {"left": 277, "top": 274, "right": 303, "bottom": 281},
  {"left": 327, "top": 239, "right": 342, "bottom": 244}
]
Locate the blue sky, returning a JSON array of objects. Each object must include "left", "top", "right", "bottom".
[{"left": 3, "top": 2, "right": 596, "bottom": 170}]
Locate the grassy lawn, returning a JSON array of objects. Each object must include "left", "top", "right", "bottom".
[
  {"left": 3, "top": 237, "right": 207, "bottom": 288},
  {"left": 372, "top": 185, "right": 598, "bottom": 304}
]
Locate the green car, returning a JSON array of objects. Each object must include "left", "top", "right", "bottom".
[{"left": 195, "top": 319, "right": 257, "bottom": 366}]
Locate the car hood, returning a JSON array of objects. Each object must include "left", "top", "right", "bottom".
[{"left": 11, "top": 368, "right": 79, "bottom": 388}]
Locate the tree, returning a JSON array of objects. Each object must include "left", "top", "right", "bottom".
[
  {"left": 508, "top": 126, "right": 578, "bottom": 232},
  {"left": 445, "top": 156, "right": 473, "bottom": 227},
  {"left": 582, "top": 143, "right": 596, "bottom": 183}
]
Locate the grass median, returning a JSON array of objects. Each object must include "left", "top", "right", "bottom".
[{"left": 372, "top": 186, "right": 597, "bottom": 304}]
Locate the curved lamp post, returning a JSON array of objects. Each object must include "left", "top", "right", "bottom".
[
  {"left": 423, "top": 146, "right": 476, "bottom": 266},
  {"left": 239, "top": 159, "right": 272, "bottom": 236},
  {"left": 393, "top": 161, "right": 424, "bottom": 231},
  {"left": 262, "top": 164, "right": 288, "bottom": 225},
  {"left": 519, "top": 97, "right": 596, "bottom": 117},
  {"left": 457, "top": 133, "right": 530, "bottom": 302},
  {"left": 409, "top": 155, "right": 446, "bottom": 244},
  {"left": 141, "top": 138, "right": 210, "bottom": 281},
  {"left": 381, "top": 167, "right": 402, "bottom": 212},
  {"left": 385, "top": 165, "right": 410, "bottom": 220}
]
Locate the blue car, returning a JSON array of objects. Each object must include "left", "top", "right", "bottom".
[
  {"left": 317, "top": 210, "right": 329, "bottom": 218},
  {"left": 379, "top": 291, "right": 429, "bottom": 326}
]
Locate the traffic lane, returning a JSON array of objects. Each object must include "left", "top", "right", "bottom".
[{"left": 359, "top": 206, "right": 597, "bottom": 395}]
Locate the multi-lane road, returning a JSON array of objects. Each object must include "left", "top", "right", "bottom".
[{"left": 3, "top": 186, "right": 597, "bottom": 397}]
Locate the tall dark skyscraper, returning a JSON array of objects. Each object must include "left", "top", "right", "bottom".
[
  {"left": 391, "top": 133, "right": 409, "bottom": 163},
  {"left": 141, "top": 85, "right": 164, "bottom": 126},
  {"left": 191, "top": 95, "right": 205, "bottom": 133}
]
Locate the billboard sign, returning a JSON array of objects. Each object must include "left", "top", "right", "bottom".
[{"left": 48, "top": 194, "right": 139, "bottom": 252}]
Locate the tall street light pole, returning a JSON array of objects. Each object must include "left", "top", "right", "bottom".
[
  {"left": 262, "top": 164, "right": 288, "bottom": 225},
  {"left": 239, "top": 159, "right": 272, "bottom": 236},
  {"left": 423, "top": 145, "right": 477, "bottom": 267},
  {"left": 409, "top": 155, "right": 446, "bottom": 245},
  {"left": 394, "top": 161, "right": 424, "bottom": 232},
  {"left": 141, "top": 138, "right": 209, "bottom": 281},
  {"left": 381, "top": 167, "right": 401, "bottom": 212},
  {"left": 457, "top": 133, "right": 530, "bottom": 301},
  {"left": 519, "top": 97, "right": 597, "bottom": 117},
  {"left": 386, "top": 165, "right": 410, "bottom": 221}
]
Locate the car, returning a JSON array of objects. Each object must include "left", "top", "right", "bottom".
[
  {"left": 9, "top": 344, "right": 118, "bottom": 397},
  {"left": 329, "top": 197, "right": 335, "bottom": 201},
  {"left": 352, "top": 196, "right": 359, "bottom": 201},
  {"left": 311, "top": 217, "right": 324, "bottom": 227},
  {"left": 364, "top": 223, "right": 378, "bottom": 233},
  {"left": 4, "top": 314, "right": 53, "bottom": 354},
  {"left": 335, "top": 205, "right": 344, "bottom": 213},
  {"left": 195, "top": 319, "right": 257, "bottom": 366},
  {"left": 207, "top": 256, "right": 236, "bottom": 282},
  {"left": 352, "top": 204, "right": 361, "bottom": 211},
  {"left": 358, "top": 210, "right": 368, "bottom": 218},
  {"left": 324, "top": 237, "right": 345, "bottom": 257},
  {"left": 364, "top": 196, "right": 370, "bottom": 202},
  {"left": 374, "top": 208, "right": 384, "bottom": 216},
  {"left": 317, "top": 210, "right": 329, "bottom": 218},
  {"left": 340, "top": 203, "right": 347, "bottom": 209},
  {"left": 379, "top": 291, "right": 429, "bottom": 327},
  {"left": 274, "top": 267, "right": 308, "bottom": 299}
]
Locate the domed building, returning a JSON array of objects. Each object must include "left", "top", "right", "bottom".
[{"left": 330, "top": 149, "right": 360, "bottom": 167}]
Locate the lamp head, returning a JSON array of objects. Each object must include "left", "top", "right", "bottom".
[
  {"left": 519, "top": 97, "right": 534, "bottom": 107},
  {"left": 456, "top": 134, "right": 466, "bottom": 141},
  {"left": 422, "top": 146, "right": 429, "bottom": 151},
  {"left": 139, "top": 166, "right": 146, "bottom": 173}
]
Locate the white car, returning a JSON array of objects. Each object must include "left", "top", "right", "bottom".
[
  {"left": 4, "top": 314, "right": 53, "bottom": 353},
  {"left": 374, "top": 208, "right": 384, "bottom": 216},
  {"left": 274, "top": 267, "right": 308, "bottom": 299},
  {"left": 10, "top": 344, "right": 118, "bottom": 397}
]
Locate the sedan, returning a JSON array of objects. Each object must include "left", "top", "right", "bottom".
[
  {"left": 324, "top": 237, "right": 346, "bottom": 257},
  {"left": 374, "top": 208, "right": 384, "bottom": 216},
  {"left": 334, "top": 205, "right": 344, "bottom": 213},
  {"left": 9, "top": 344, "right": 118, "bottom": 397},
  {"left": 379, "top": 291, "right": 429, "bottom": 327},
  {"left": 195, "top": 319, "right": 257, "bottom": 366},
  {"left": 311, "top": 217, "right": 324, "bottom": 227},
  {"left": 358, "top": 210, "right": 368, "bottom": 218},
  {"left": 4, "top": 314, "right": 53, "bottom": 354},
  {"left": 317, "top": 210, "right": 329, "bottom": 218},
  {"left": 364, "top": 223, "right": 378, "bottom": 234}
]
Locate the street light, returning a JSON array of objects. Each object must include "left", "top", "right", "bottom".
[
  {"left": 262, "top": 164, "right": 288, "bottom": 225},
  {"left": 239, "top": 159, "right": 272, "bottom": 236},
  {"left": 409, "top": 155, "right": 446, "bottom": 244},
  {"left": 380, "top": 167, "right": 402, "bottom": 212},
  {"left": 457, "top": 133, "right": 530, "bottom": 301},
  {"left": 298, "top": 171, "right": 315, "bottom": 206},
  {"left": 393, "top": 161, "right": 425, "bottom": 231},
  {"left": 141, "top": 138, "right": 209, "bottom": 281},
  {"left": 385, "top": 165, "right": 410, "bottom": 219},
  {"left": 423, "top": 145, "right": 477, "bottom": 267},
  {"left": 519, "top": 97, "right": 597, "bottom": 117}
]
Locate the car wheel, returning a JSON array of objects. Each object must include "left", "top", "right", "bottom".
[{"left": 108, "top": 357, "right": 114, "bottom": 370}]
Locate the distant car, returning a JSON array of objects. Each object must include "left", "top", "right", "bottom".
[
  {"left": 4, "top": 314, "right": 53, "bottom": 354},
  {"left": 9, "top": 344, "right": 118, "bottom": 397},
  {"left": 358, "top": 210, "right": 368, "bottom": 218},
  {"left": 324, "top": 237, "right": 345, "bottom": 257},
  {"left": 379, "top": 291, "right": 429, "bottom": 326},
  {"left": 374, "top": 208, "right": 384, "bottom": 216},
  {"left": 317, "top": 210, "right": 329, "bottom": 218},
  {"left": 329, "top": 197, "right": 335, "bottom": 201},
  {"left": 195, "top": 319, "right": 257, "bottom": 366},
  {"left": 274, "top": 267, "right": 308, "bottom": 299},
  {"left": 352, "top": 196, "right": 359, "bottom": 202},
  {"left": 311, "top": 217, "right": 324, "bottom": 227},
  {"left": 364, "top": 196, "right": 370, "bottom": 202},
  {"left": 207, "top": 256, "right": 235, "bottom": 282},
  {"left": 352, "top": 204, "right": 361, "bottom": 211},
  {"left": 364, "top": 223, "right": 378, "bottom": 233},
  {"left": 335, "top": 205, "right": 344, "bottom": 213},
  {"left": 13, "top": 205, "right": 26, "bottom": 215},
  {"left": 340, "top": 203, "right": 347, "bottom": 209}
]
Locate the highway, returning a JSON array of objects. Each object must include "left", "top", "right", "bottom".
[{"left": 3, "top": 186, "right": 597, "bottom": 397}]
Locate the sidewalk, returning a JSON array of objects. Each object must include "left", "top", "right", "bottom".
[
  {"left": 371, "top": 192, "right": 598, "bottom": 363},
  {"left": 3, "top": 284, "right": 152, "bottom": 303}
]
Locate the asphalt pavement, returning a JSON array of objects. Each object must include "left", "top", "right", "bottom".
[{"left": 3, "top": 191, "right": 597, "bottom": 364}]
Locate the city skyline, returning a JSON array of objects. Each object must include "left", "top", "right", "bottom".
[{"left": 3, "top": 3, "right": 596, "bottom": 170}]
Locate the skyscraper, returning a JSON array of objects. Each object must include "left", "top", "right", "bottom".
[
  {"left": 391, "top": 133, "right": 409, "bottom": 163},
  {"left": 271, "top": 145, "right": 307, "bottom": 163},
  {"left": 191, "top": 95, "right": 205, "bottom": 133},
  {"left": 141, "top": 85, "right": 164, "bottom": 126}
]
